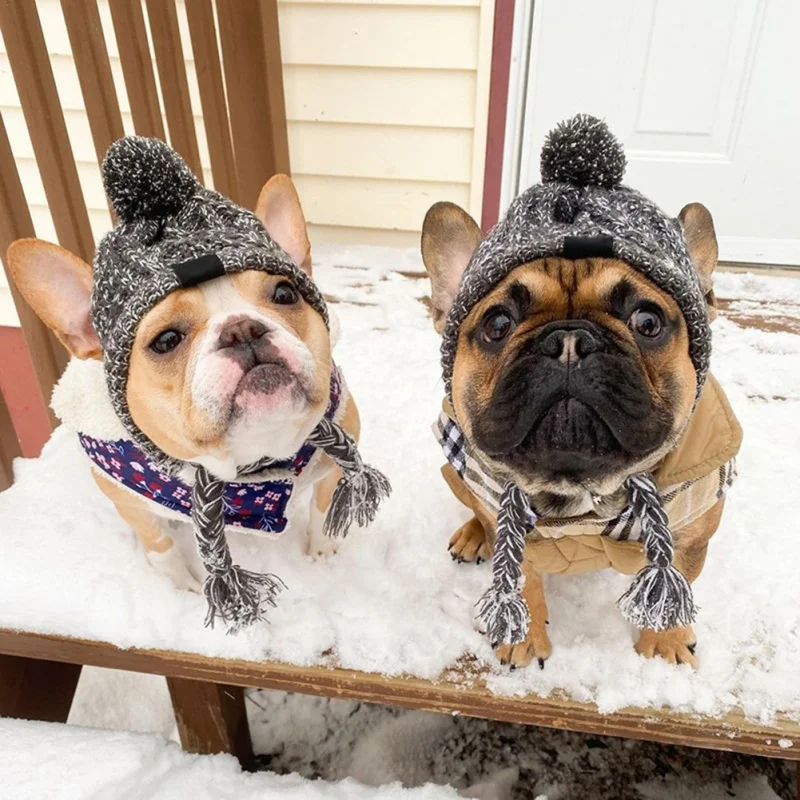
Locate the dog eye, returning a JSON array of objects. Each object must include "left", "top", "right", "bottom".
[
  {"left": 273, "top": 281, "right": 298, "bottom": 305},
  {"left": 149, "top": 329, "right": 185, "bottom": 354},
  {"left": 628, "top": 308, "right": 663, "bottom": 338},
  {"left": 481, "top": 309, "right": 515, "bottom": 343}
]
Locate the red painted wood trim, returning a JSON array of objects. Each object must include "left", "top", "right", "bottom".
[
  {"left": 0, "top": 326, "right": 52, "bottom": 458},
  {"left": 481, "top": 0, "right": 515, "bottom": 233}
]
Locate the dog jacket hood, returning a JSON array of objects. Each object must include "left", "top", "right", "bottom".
[
  {"left": 88, "top": 137, "right": 391, "bottom": 631},
  {"left": 437, "top": 115, "right": 730, "bottom": 645}
]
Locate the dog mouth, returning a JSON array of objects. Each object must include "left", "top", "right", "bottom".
[
  {"left": 234, "top": 361, "right": 296, "bottom": 396},
  {"left": 471, "top": 354, "right": 673, "bottom": 482},
  {"left": 230, "top": 360, "right": 312, "bottom": 414}
]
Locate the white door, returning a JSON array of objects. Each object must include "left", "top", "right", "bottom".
[{"left": 506, "top": 0, "right": 800, "bottom": 266}]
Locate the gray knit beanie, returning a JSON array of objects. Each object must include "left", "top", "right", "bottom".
[
  {"left": 92, "top": 137, "right": 390, "bottom": 630},
  {"left": 441, "top": 113, "right": 711, "bottom": 400},
  {"left": 443, "top": 116, "right": 711, "bottom": 647}
]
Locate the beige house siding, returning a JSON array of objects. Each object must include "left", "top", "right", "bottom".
[{"left": 0, "top": 0, "right": 495, "bottom": 324}]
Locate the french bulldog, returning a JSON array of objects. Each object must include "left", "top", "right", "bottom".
[
  {"left": 7, "top": 174, "right": 360, "bottom": 596},
  {"left": 422, "top": 197, "right": 742, "bottom": 669}
]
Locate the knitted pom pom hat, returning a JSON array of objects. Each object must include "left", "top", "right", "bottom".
[
  {"left": 92, "top": 136, "right": 390, "bottom": 631},
  {"left": 441, "top": 115, "right": 712, "bottom": 645},
  {"left": 441, "top": 113, "right": 711, "bottom": 400}
]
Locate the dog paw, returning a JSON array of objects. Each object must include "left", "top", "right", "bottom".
[
  {"left": 147, "top": 547, "right": 202, "bottom": 594},
  {"left": 636, "top": 625, "right": 697, "bottom": 668},
  {"left": 448, "top": 518, "right": 491, "bottom": 564},
  {"left": 494, "top": 622, "right": 552, "bottom": 670},
  {"left": 304, "top": 533, "right": 339, "bottom": 560}
]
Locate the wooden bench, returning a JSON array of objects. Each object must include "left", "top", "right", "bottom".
[
  {"left": 1, "top": 628, "right": 798, "bottom": 786},
  {"left": 0, "top": 2, "right": 797, "bottom": 795}
]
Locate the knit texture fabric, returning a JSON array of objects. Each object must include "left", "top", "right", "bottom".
[
  {"left": 438, "top": 115, "right": 712, "bottom": 642},
  {"left": 89, "top": 136, "right": 391, "bottom": 630},
  {"left": 94, "top": 136, "right": 329, "bottom": 473},
  {"left": 440, "top": 114, "right": 711, "bottom": 400}
]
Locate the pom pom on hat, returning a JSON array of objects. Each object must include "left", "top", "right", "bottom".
[
  {"left": 102, "top": 136, "right": 199, "bottom": 223},
  {"left": 540, "top": 114, "right": 626, "bottom": 189}
]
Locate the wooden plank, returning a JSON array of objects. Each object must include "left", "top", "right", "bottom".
[
  {"left": 145, "top": 0, "right": 202, "bottom": 177},
  {"left": 0, "top": 113, "right": 66, "bottom": 424},
  {"left": 216, "top": 0, "right": 289, "bottom": 208},
  {"left": 0, "top": 653, "right": 81, "bottom": 723},
  {"left": 0, "top": 628, "right": 798, "bottom": 762},
  {"left": 60, "top": 0, "right": 125, "bottom": 168},
  {"left": 167, "top": 677, "right": 254, "bottom": 766},
  {"left": 184, "top": 0, "right": 238, "bottom": 198},
  {"left": 0, "top": 387, "right": 20, "bottom": 491},
  {"left": 108, "top": 0, "right": 165, "bottom": 139},
  {"left": 0, "top": 0, "right": 95, "bottom": 265}
]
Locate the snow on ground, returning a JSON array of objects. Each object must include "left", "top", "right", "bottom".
[
  {"left": 0, "top": 717, "right": 460, "bottom": 800},
  {"left": 1, "top": 246, "right": 799, "bottom": 723}
]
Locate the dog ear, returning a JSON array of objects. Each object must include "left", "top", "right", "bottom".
[
  {"left": 421, "top": 202, "right": 482, "bottom": 333},
  {"left": 679, "top": 202, "right": 718, "bottom": 321},
  {"left": 6, "top": 239, "right": 102, "bottom": 360},
  {"left": 255, "top": 175, "right": 312, "bottom": 276}
]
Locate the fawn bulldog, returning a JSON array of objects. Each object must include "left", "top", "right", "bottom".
[
  {"left": 7, "top": 137, "right": 390, "bottom": 631},
  {"left": 423, "top": 115, "right": 742, "bottom": 669}
]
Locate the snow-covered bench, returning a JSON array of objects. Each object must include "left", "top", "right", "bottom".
[{"left": 1, "top": 259, "right": 799, "bottom": 798}]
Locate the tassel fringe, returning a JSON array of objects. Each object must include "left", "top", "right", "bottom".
[
  {"left": 203, "top": 567, "right": 286, "bottom": 633},
  {"left": 617, "top": 562, "right": 696, "bottom": 631},
  {"left": 308, "top": 417, "right": 392, "bottom": 539},
  {"left": 617, "top": 473, "right": 697, "bottom": 630},
  {"left": 476, "top": 483, "right": 536, "bottom": 647},
  {"left": 476, "top": 588, "right": 530, "bottom": 647},
  {"left": 324, "top": 464, "right": 392, "bottom": 539}
]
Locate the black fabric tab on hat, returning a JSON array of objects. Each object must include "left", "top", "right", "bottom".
[
  {"left": 171, "top": 253, "right": 226, "bottom": 287},
  {"left": 563, "top": 235, "right": 615, "bottom": 260}
]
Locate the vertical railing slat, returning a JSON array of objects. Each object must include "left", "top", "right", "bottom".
[
  {"left": 0, "top": 0, "right": 95, "bottom": 265},
  {"left": 108, "top": 0, "right": 165, "bottom": 139},
  {"left": 144, "top": 0, "right": 203, "bottom": 177},
  {"left": 185, "top": 0, "right": 239, "bottom": 200},
  {"left": 0, "top": 114, "right": 64, "bottom": 430},
  {"left": 216, "top": 0, "right": 290, "bottom": 209},
  {"left": 60, "top": 0, "right": 125, "bottom": 168},
  {"left": 258, "top": 0, "right": 290, "bottom": 176}
]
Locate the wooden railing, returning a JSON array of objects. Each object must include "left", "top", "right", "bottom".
[{"left": 0, "top": 0, "right": 289, "bottom": 490}]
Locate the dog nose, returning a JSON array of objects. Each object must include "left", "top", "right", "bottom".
[
  {"left": 540, "top": 327, "right": 599, "bottom": 363},
  {"left": 218, "top": 319, "right": 268, "bottom": 349}
]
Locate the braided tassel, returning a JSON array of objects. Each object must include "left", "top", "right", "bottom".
[
  {"left": 617, "top": 474, "right": 696, "bottom": 631},
  {"left": 307, "top": 418, "right": 392, "bottom": 538},
  {"left": 476, "top": 483, "right": 537, "bottom": 647},
  {"left": 192, "top": 465, "right": 285, "bottom": 632}
]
